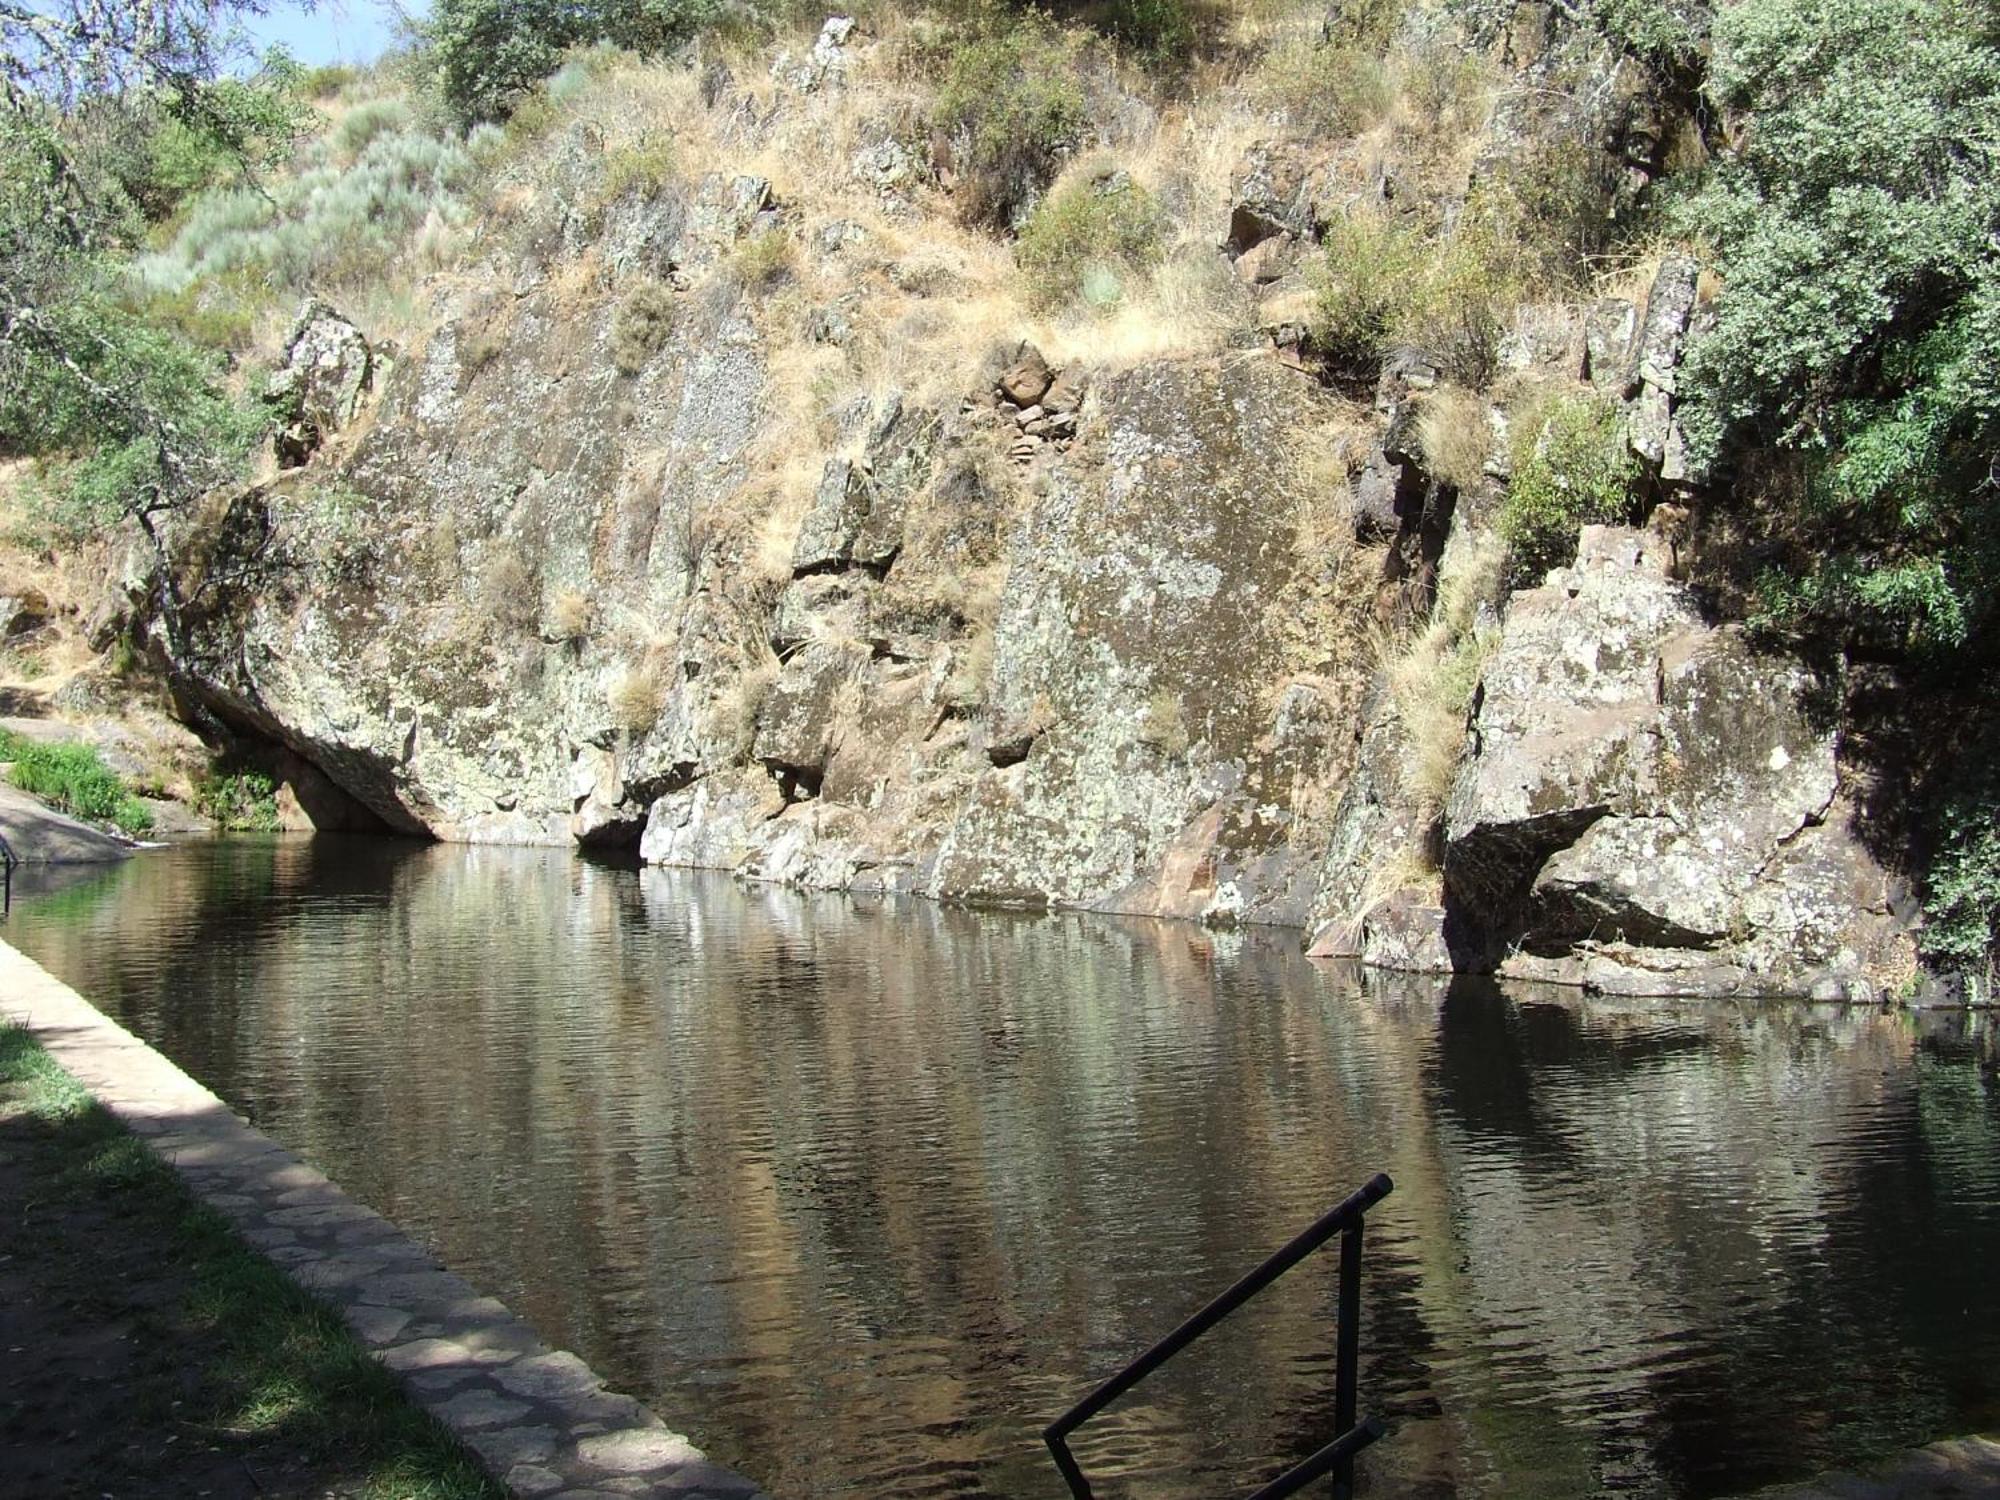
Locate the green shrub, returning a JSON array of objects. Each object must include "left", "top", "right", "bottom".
[
  {"left": 194, "top": 771, "right": 282, "bottom": 832},
  {"left": 299, "top": 63, "right": 361, "bottom": 99},
  {"left": 331, "top": 97, "right": 413, "bottom": 159},
  {"left": 1261, "top": 39, "right": 1392, "bottom": 138},
  {"left": 1311, "top": 210, "right": 1522, "bottom": 382},
  {"left": 601, "top": 133, "right": 677, "bottom": 201},
  {"left": 427, "top": 0, "right": 721, "bottom": 125},
  {"left": 0, "top": 731, "right": 154, "bottom": 835},
  {"left": 1474, "top": 132, "right": 1625, "bottom": 288},
  {"left": 731, "top": 229, "right": 795, "bottom": 289},
  {"left": 1394, "top": 224, "right": 1523, "bottom": 386},
  {"left": 1923, "top": 765, "right": 2000, "bottom": 974},
  {"left": 1310, "top": 208, "right": 1429, "bottom": 373},
  {"left": 1103, "top": 0, "right": 1199, "bottom": 57},
  {"left": 133, "top": 266, "right": 265, "bottom": 352},
  {"left": 1592, "top": 0, "right": 1706, "bottom": 74},
  {"left": 132, "top": 125, "right": 476, "bottom": 295},
  {"left": 611, "top": 280, "right": 676, "bottom": 373},
  {"left": 933, "top": 18, "right": 1088, "bottom": 229},
  {"left": 1498, "top": 395, "right": 1642, "bottom": 580},
  {"left": 1014, "top": 167, "right": 1162, "bottom": 312}
]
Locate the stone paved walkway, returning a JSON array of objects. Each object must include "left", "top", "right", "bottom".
[
  {"left": 0, "top": 939, "right": 772, "bottom": 1500},
  {"left": 1746, "top": 1437, "right": 2000, "bottom": 1499}
]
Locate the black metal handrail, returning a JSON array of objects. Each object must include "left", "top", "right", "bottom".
[
  {"left": 1045, "top": 1171, "right": 1394, "bottom": 1500},
  {"left": 0, "top": 827, "right": 16, "bottom": 917}
]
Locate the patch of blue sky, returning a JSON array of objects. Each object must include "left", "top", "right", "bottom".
[{"left": 242, "top": 0, "right": 419, "bottom": 66}]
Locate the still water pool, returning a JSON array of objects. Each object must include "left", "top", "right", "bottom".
[{"left": 8, "top": 837, "right": 1999, "bottom": 1498}]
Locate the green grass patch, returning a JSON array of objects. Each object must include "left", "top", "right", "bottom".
[
  {"left": 0, "top": 1024, "right": 501, "bottom": 1500},
  {"left": 932, "top": 16, "right": 1088, "bottom": 229},
  {"left": 193, "top": 771, "right": 283, "bottom": 832},
  {"left": 0, "top": 729, "right": 153, "bottom": 835}
]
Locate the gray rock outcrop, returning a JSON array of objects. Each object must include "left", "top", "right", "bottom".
[
  {"left": 266, "top": 300, "right": 374, "bottom": 466},
  {"left": 1441, "top": 527, "right": 1912, "bottom": 995}
]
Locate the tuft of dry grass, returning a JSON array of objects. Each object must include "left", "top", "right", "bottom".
[
  {"left": 717, "top": 657, "right": 778, "bottom": 758},
  {"left": 611, "top": 280, "right": 676, "bottom": 375},
  {"left": 1255, "top": 35, "right": 1393, "bottom": 139},
  {"left": 732, "top": 230, "right": 796, "bottom": 290},
  {"left": 548, "top": 588, "right": 594, "bottom": 642},
  {"left": 609, "top": 663, "right": 668, "bottom": 735},
  {"left": 1418, "top": 385, "right": 1494, "bottom": 492},
  {"left": 481, "top": 545, "right": 538, "bottom": 629}
]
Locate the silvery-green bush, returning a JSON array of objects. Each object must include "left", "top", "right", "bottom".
[{"left": 133, "top": 126, "right": 476, "bottom": 293}]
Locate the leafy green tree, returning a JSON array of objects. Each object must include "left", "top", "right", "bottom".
[
  {"left": 0, "top": 0, "right": 285, "bottom": 679},
  {"left": 1677, "top": 0, "right": 2000, "bottom": 657}
]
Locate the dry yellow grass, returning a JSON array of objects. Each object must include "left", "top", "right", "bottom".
[
  {"left": 1380, "top": 526, "right": 1507, "bottom": 819},
  {"left": 1417, "top": 385, "right": 1494, "bottom": 492},
  {"left": 717, "top": 656, "right": 778, "bottom": 755},
  {"left": 609, "top": 661, "right": 668, "bottom": 733}
]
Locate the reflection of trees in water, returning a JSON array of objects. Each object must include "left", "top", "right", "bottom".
[{"left": 11, "top": 846, "right": 2000, "bottom": 1500}]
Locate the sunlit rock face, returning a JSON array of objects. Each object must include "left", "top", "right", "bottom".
[
  {"left": 927, "top": 359, "right": 1362, "bottom": 925},
  {"left": 165, "top": 227, "right": 768, "bottom": 845},
  {"left": 145, "top": 75, "right": 1915, "bottom": 995}
]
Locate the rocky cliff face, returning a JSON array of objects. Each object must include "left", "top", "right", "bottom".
[{"left": 132, "top": 16, "right": 1922, "bottom": 999}]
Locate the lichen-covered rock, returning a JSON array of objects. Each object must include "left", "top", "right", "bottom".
[
  {"left": 1228, "top": 142, "right": 1316, "bottom": 253},
  {"left": 265, "top": 300, "right": 373, "bottom": 465},
  {"left": 1583, "top": 298, "right": 1638, "bottom": 392},
  {"left": 1629, "top": 253, "right": 1699, "bottom": 467},
  {"left": 1358, "top": 892, "right": 1452, "bottom": 973},
  {"left": 1442, "top": 525, "right": 1915, "bottom": 994},
  {"left": 639, "top": 771, "right": 783, "bottom": 868},
  {"left": 772, "top": 14, "right": 855, "bottom": 92},
  {"left": 790, "top": 395, "right": 939, "bottom": 573},
  {"left": 753, "top": 643, "right": 865, "bottom": 794}
]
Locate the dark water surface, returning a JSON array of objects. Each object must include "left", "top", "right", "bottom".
[{"left": 9, "top": 837, "right": 2000, "bottom": 1499}]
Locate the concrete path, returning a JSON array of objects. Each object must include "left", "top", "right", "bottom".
[
  {"left": 1745, "top": 1437, "right": 2000, "bottom": 1499},
  {"left": 0, "top": 939, "right": 771, "bottom": 1500}
]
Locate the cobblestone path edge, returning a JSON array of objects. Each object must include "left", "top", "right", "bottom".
[{"left": 0, "top": 939, "right": 773, "bottom": 1500}]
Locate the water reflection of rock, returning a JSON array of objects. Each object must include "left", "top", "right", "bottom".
[{"left": 9, "top": 844, "right": 1998, "bottom": 1500}]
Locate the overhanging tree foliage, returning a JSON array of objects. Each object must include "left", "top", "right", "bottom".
[
  {"left": 0, "top": 1, "right": 296, "bottom": 537},
  {"left": 1678, "top": 0, "right": 2000, "bottom": 658}
]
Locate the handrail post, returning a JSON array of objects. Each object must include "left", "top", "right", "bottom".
[
  {"left": 1044, "top": 1173, "right": 1393, "bottom": 1500},
  {"left": 1332, "top": 1218, "right": 1363, "bottom": 1498}
]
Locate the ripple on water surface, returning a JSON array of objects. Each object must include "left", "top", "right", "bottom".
[{"left": 10, "top": 837, "right": 2000, "bottom": 1499}]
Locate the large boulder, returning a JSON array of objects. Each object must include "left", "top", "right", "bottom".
[
  {"left": 163, "top": 231, "right": 767, "bottom": 846},
  {"left": 1441, "top": 526, "right": 1914, "bottom": 994},
  {"left": 0, "top": 785, "right": 135, "bottom": 863},
  {"left": 790, "top": 395, "right": 939, "bottom": 574}
]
